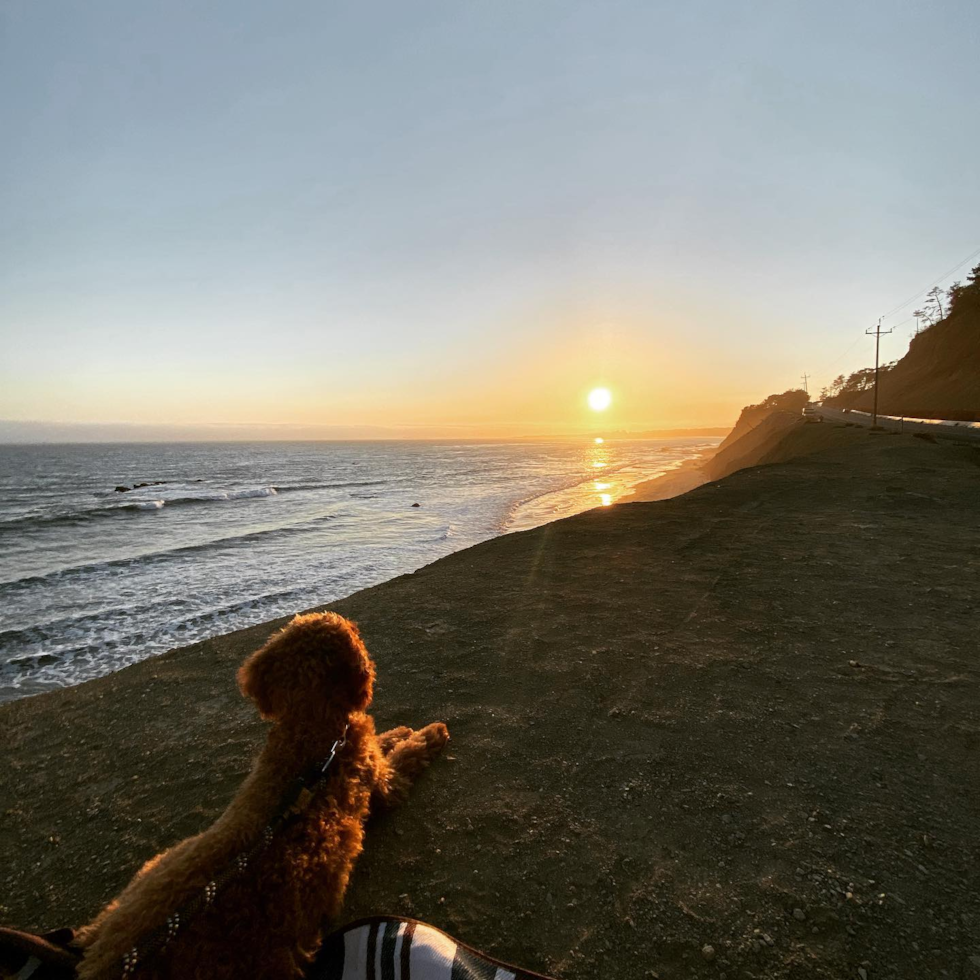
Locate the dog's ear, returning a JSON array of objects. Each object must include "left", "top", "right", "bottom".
[
  {"left": 237, "top": 638, "right": 280, "bottom": 719},
  {"left": 237, "top": 612, "right": 375, "bottom": 724}
]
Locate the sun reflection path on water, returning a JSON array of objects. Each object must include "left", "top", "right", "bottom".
[
  {"left": 506, "top": 437, "right": 708, "bottom": 533},
  {"left": 588, "top": 442, "right": 613, "bottom": 504},
  {"left": 594, "top": 481, "right": 613, "bottom": 505}
]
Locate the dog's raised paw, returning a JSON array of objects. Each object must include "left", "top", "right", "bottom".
[{"left": 420, "top": 721, "right": 450, "bottom": 751}]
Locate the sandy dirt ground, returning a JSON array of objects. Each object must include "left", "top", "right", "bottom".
[{"left": 1, "top": 424, "right": 978, "bottom": 979}]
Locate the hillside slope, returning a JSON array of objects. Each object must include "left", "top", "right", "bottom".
[
  {"left": 829, "top": 272, "right": 980, "bottom": 420},
  {"left": 713, "top": 390, "right": 808, "bottom": 456},
  {"left": 703, "top": 410, "right": 800, "bottom": 481}
]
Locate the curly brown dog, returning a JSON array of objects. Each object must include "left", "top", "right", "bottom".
[{"left": 75, "top": 612, "right": 449, "bottom": 980}]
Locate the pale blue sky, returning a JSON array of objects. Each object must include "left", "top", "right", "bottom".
[{"left": 1, "top": 0, "right": 978, "bottom": 434}]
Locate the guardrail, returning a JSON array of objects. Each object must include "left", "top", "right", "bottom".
[
  {"left": 845, "top": 410, "right": 980, "bottom": 431},
  {"left": 818, "top": 407, "right": 980, "bottom": 444}
]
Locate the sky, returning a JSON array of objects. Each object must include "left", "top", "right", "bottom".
[{"left": 1, "top": 0, "right": 978, "bottom": 439}]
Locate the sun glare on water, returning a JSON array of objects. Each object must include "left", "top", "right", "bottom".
[{"left": 588, "top": 387, "right": 612, "bottom": 411}]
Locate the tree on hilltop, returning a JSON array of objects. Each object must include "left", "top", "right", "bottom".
[
  {"left": 923, "top": 286, "right": 945, "bottom": 324},
  {"left": 729, "top": 389, "right": 811, "bottom": 436}
]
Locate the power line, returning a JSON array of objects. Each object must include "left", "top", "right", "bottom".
[
  {"left": 814, "top": 245, "right": 977, "bottom": 396},
  {"left": 880, "top": 243, "right": 980, "bottom": 320},
  {"left": 815, "top": 331, "right": 870, "bottom": 376}
]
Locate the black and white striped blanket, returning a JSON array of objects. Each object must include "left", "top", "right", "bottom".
[{"left": 309, "top": 917, "right": 557, "bottom": 980}]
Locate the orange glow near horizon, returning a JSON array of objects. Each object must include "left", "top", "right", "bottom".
[{"left": 0, "top": 312, "right": 747, "bottom": 436}]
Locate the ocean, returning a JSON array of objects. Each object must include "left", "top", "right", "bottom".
[{"left": 0, "top": 438, "right": 717, "bottom": 702}]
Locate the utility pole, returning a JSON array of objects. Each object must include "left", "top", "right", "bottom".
[
  {"left": 800, "top": 372, "right": 810, "bottom": 396},
  {"left": 865, "top": 319, "right": 893, "bottom": 426}
]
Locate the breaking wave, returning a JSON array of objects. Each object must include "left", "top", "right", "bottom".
[
  {"left": 0, "top": 512, "right": 340, "bottom": 593},
  {"left": 0, "top": 486, "right": 280, "bottom": 533}
]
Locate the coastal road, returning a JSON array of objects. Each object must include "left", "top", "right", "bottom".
[{"left": 817, "top": 404, "right": 980, "bottom": 444}]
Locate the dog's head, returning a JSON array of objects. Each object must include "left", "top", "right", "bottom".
[{"left": 237, "top": 612, "right": 375, "bottom": 726}]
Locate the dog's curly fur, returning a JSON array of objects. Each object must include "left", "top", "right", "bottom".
[{"left": 75, "top": 612, "right": 449, "bottom": 980}]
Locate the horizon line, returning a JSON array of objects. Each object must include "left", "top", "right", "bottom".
[{"left": 0, "top": 417, "right": 732, "bottom": 445}]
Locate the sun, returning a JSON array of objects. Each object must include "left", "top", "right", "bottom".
[{"left": 588, "top": 387, "right": 612, "bottom": 411}]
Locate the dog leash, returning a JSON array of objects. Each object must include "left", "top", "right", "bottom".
[{"left": 114, "top": 725, "right": 349, "bottom": 978}]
